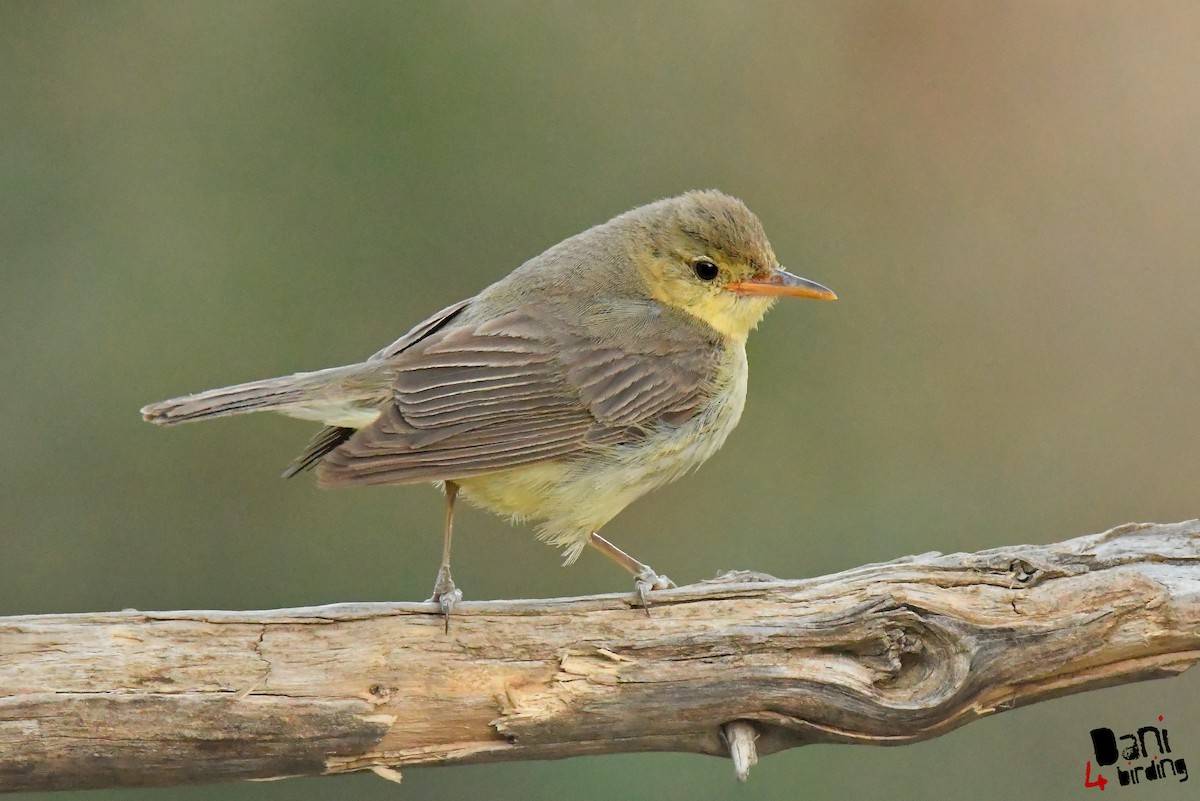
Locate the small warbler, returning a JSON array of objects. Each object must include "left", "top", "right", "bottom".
[{"left": 142, "top": 191, "right": 836, "bottom": 618}]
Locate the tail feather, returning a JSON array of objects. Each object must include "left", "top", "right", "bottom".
[{"left": 140, "top": 364, "right": 382, "bottom": 426}]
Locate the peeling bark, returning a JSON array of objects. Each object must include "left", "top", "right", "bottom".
[{"left": 0, "top": 520, "right": 1197, "bottom": 791}]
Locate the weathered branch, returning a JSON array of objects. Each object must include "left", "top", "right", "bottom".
[{"left": 1, "top": 520, "right": 1198, "bottom": 792}]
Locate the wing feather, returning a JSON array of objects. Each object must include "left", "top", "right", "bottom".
[
  {"left": 369, "top": 299, "right": 472, "bottom": 361},
  {"left": 317, "top": 308, "right": 721, "bottom": 486}
]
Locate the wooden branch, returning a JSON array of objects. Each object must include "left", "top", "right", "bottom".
[{"left": 2, "top": 520, "right": 1198, "bottom": 792}]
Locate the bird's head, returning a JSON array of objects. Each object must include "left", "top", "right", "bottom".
[{"left": 634, "top": 190, "right": 835, "bottom": 341}]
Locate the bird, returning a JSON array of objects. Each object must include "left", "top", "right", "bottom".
[{"left": 141, "top": 190, "right": 836, "bottom": 623}]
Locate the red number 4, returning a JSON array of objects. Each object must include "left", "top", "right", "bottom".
[{"left": 1085, "top": 761, "right": 1108, "bottom": 791}]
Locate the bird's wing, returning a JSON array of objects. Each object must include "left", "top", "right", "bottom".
[
  {"left": 316, "top": 310, "right": 720, "bottom": 485},
  {"left": 282, "top": 298, "right": 474, "bottom": 477},
  {"left": 369, "top": 298, "right": 473, "bottom": 361}
]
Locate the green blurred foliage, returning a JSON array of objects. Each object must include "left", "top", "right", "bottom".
[{"left": 2, "top": 2, "right": 1198, "bottom": 799}]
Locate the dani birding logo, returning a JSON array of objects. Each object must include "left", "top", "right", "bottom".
[{"left": 1084, "top": 715, "right": 1188, "bottom": 790}]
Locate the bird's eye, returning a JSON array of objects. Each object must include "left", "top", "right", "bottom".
[{"left": 692, "top": 259, "right": 720, "bottom": 281}]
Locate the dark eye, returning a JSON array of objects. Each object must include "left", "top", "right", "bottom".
[{"left": 692, "top": 259, "right": 719, "bottom": 281}]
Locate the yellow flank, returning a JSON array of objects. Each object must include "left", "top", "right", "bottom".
[{"left": 457, "top": 461, "right": 570, "bottom": 521}]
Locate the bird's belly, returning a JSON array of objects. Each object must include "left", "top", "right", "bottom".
[
  {"left": 457, "top": 345, "right": 749, "bottom": 555},
  {"left": 457, "top": 460, "right": 577, "bottom": 521}
]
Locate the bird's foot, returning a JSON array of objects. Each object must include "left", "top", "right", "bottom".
[
  {"left": 427, "top": 566, "right": 463, "bottom": 633},
  {"left": 633, "top": 566, "right": 676, "bottom": 615}
]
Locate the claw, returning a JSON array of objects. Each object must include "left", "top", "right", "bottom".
[
  {"left": 633, "top": 567, "right": 675, "bottom": 615},
  {"left": 428, "top": 566, "right": 463, "bottom": 633}
]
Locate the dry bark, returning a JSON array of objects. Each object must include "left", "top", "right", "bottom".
[{"left": 1, "top": 520, "right": 1198, "bottom": 792}]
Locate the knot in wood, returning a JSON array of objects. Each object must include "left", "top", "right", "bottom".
[
  {"left": 1009, "top": 558, "right": 1039, "bottom": 584},
  {"left": 855, "top": 611, "right": 957, "bottom": 696}
]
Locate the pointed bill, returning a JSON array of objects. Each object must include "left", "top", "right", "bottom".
[{"left": 726, "top": 269, "right": 837, "bottom": 300}]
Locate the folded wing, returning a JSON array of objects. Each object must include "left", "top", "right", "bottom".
[{"left": 316, "top": 310, "right": 719, "bottom": 485}]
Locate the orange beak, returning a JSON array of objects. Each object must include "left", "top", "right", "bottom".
[{"left": 726, "top": 269, "right": 837, "bottom": 300}]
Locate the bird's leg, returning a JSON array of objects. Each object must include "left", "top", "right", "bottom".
[
  {"left": 588, "top": 532, "right": 675, "bottom": 613},
  {"left": 428, "top": 481, "right": 463, "bottom": 632}
]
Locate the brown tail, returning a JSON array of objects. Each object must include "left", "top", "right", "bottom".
[{"left": 140, "top": 364, "right": 380, "bottom": 425}]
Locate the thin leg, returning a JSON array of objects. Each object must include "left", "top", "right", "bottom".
[
  {"left": 588, "top": 532, "right": 675, "bottom": 613},
  {"left": 439, "top": 481, "right": 457, "bottom": 577},
  {"left": 428, "top": 481, "right": 463, "bottom": 632}
]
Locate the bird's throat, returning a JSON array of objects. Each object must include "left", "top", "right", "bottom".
[{"left": 678, "top": 292, "right": 775, "bottom": 342}]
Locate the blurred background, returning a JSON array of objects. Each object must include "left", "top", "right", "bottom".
[{"left": 3, "top": 2, "right": 1198, "bottom": 799}]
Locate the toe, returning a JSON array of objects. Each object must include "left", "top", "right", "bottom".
[{"left": 652, "top": 574, "right": 675, "bottom": 590}]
